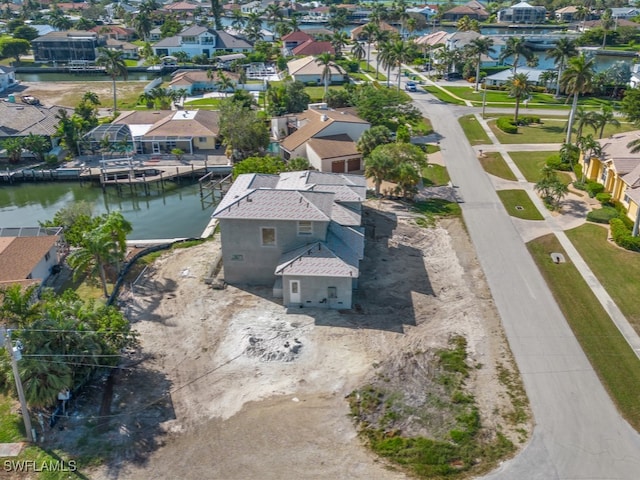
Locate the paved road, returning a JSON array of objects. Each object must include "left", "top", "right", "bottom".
[{"left": 411, "top": 94, "right": 640, "bottom": 479}]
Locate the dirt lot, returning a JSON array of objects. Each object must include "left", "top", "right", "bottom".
[
  {"left": 39, "top": 199, "right": 529, "bottom": 479},
  {"left": 18, "top": 81, "right": 146, "bottom": 109}
]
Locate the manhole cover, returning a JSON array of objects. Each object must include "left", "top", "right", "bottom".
[{"left": 515, "top": 205, "right": 524, "bottom": 210}]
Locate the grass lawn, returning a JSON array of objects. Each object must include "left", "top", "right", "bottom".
[
  {"left": 459, "top": 114, "right": 492, "bottom": 145},
  {"left": 527, "top": 234, "right": 640, "bottom": 431},
  {"left": 479, "top": 152, "right": 517, "bottom": 181},
  {"left": 508, "top": 151, "right": 573, "bottom": 184},
  {"left": 424, "top": 144, "right": 440, "bottom": 154},
  {"left": 304, "top": 85, "right": 344, "bottom": 102},
  {"left": 185, "top": 97, "right": 223, "bottom": 108},
  {"left": 566, "top": 223, "right": 640, "bottom": 332},
  {"left": 124, "top": 59, "right": 138, "bottom": 67},
  {"left": 415, "top": 116, "right": 433, "bottom": 135},
  {"left": 496, "top": 189, "right": 544, "bottom": 220},
  {"left": 422, "top": 164, "right": 450, "bottom": 186},
  {"left": 412, "top": 198, "right": 461, "bottom": 227},
  {"left": 490, "top": 119, "right": 635, "bottom": 144},
  {"left": 423, "top": 85, "right": 466, "bottom": 105}
]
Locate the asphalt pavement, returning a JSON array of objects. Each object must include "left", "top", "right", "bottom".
[{"left": 405, "top": 79, "right": 640, "bottom": 478}]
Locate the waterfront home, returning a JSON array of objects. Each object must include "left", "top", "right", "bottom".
[
  {"left": 554, "top": 6, "right": 580, "bottom": 23},
  {"left": 89, "top": 25, "right": 136, "bottom": 42},
  {"left": 497, "top": 2, "right": 547, "bottom": 25},
  {"left": 579, "top": 131, "right": 640, "bottom": 228},
  {"left": 212, "top": 170, "right": 365, "bottom": 309},
  {"left": 350, "top": 21, "right": 398, "bottom": 41},
  {"left": 291, "top": 39, "right": 335, "bottom": 56},
  {"left": 579, "top": 18, "right": 640, "bottom": 32},
  {"left": 484, "top": 67, "right": 548, "bottom": 86},
  {"left": 287, "top": 56, "right": 345, "bottom": 85},
  {"left": 0, "top": 66, "right": 16, "bottom": 93},
  {"left": 105, "top": 38, "right": 139, "bottom": 59},
  {"left": 281, "top": 31, "right": 314, "bottom": 51},
  {"left": 167, "top": 69, "right": 240, "bottom": 94},
  {"left": 441, "top": 1, "right": 489, "bottom": 22},
  {"left": 31, "top": 30, "right": 106, "bottom": 62},
  {"left": 152, "top": 25, "right": 253, "bottom": 59},
  {"left": 273, "top": 102, "right": 369, "bottom": 173},
  {"left": 0, "top": 227, "right": 64, "bottom": 291},
  {"left": 0, "top": 102, "right": 71, "bottom": 154}
]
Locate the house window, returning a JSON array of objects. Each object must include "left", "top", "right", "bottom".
[
  {"left": 231, "top": 254, "right": 244, "bottom": 261},
  {"left": 44, "top": 252, "right": 50, "bottom": 262},
  {"left": 261, "top": 227, "right": 276, "bottom": 246},
  {"left": 198, "top": 137, "right": 207, "bottom": 142},
  {"left": 600, "top": 169, "right": 608, "bottom": 184},
  {"left": 328, "top": 286, "right": 337, "bottom": 299},
  {"left": 298, "top": 221, "right": 312, "bottom": 235},
  {"left": 624, "top": 194, "right": 631, "bottom": 205}
]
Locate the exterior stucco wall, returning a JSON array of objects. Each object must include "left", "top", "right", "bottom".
[
  {"left": 282, "top": 275, "right": 353, "bottom": 309},
  {"left": 219, "top": 218, "right": 328, "bottom": 285},
  {"left": 30, "top": 244, "right": 58, "bottom": 282}
]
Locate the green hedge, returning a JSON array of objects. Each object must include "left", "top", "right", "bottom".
[
  {"left": 519, "top": 115, "right": 541, "bottom": 125},
  {"left": 610, "top": 218, "right": 640, "bottom": 251},
  {"left": 595, "top": 192, "right": 612, "bottom": 205},
  {"left": 586, "top": 181, "right": 605, "bottom": 197},
  {"left": 587, "top": 206, "right": 619, "bottom": 224},
  {"left": 546, "top": 154, "right": 572, "bottom": 171},
  {"left": 497, "top": 117, "right": 518, "bottom": 134}
]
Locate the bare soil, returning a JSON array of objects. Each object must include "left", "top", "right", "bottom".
[
  {"left": 19, "top": 81, "right": 146, "bottom": 109},
  {"left": 43, "top": 200, "right": 530, "bottom": 479}
]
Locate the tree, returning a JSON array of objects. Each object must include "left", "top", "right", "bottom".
[
  {"left": 539, "top": 70, "right": 557, "bottom": 93},
  {"left": 620, "top": 87, "right": 640, "bottom": 126},
  {"left": 331, "top": 31, "right": 350, "bottom": 59},
  {"left": 505, "top": 72, "right": 531, "bottom": 124},
  {"left": 3, "top": 137, "right": 24, "bottom": 164},
  {"left": 600, "top": 9, "right": 614, "bottom": 48},
  {"left": 210, "top": 0, "right": 223, "bottom": 29},
  {"left": 54, "top": 109, "right": 83, "bottom": 157},
  {"left": 388, "top": 39, "right": 417, "bottom": 91},
  {"left": 215, "top": 70, "right": 235, "bottom": 92},
  {"left": 366, "top": 142, "right": 425, "bottom": 197},
  {"left": 546, "top": 37, "right": 577, "bottom": 97},
  {"left": 607, "top": 61, "right": 631, "bottom": 98},
  {"left": 12, "top": 25, "right": 39, "bottom": 42},
  {"left": 96, "top": 48, "right": 128, "bottom": 113},
  {"left": 285, "top": 81, "right": 310, "bottom": 113},
  {"left": 469, "top": 37, "right": 495, "bottom": 91},
  {"left": 357, "top": 125, "right": 393, "bottom": 157},
  {"left": 286, "top": 157, "right": 310, "bottom": 171},
  {"left": 351, "top": 40, "right": 365, "bottom": 63},
  {"left": 218, "top": 99, "right": 269, "bottom": 161},
  {"left": 354, "top": 84, "right": 420, "bottom": 130},
  {"left": 22, "top": 133, "right": 51, "bottom": 163},
  {"left": 68, "top": 229, "right": 118, "bottom": 297},
  {"left": 231, "top": 9, "right": 246, "bottom": 31},
  {"left": 159, "top": 15, "right": 182, "bottom": 38},
  {"left": 0, "top": 284, "right": 40, "bottom": 328},
  {"left": 573, "top": 107, "right": 597, "bottom": 140},
  {"left": 0, "top": 38, "right": 30, "bottom": 64},
  {"left": 535, "top": 166, "right": 568, "bottom": 210},
  {"left": 39, "top": 201, "right": 95, "bottom": 247},
  {"left": 366, "top": 144, "right": 397, "bottom": 196},
  {"left": 173, "top": 50, "right": 190, "bottom": 66},
  {"left": 315, "top": 52, "right": 336, "bottom": 101},
  {"left": 361, "top": 23, "right": 379, "bottom": 71},
  {"left": 232, "top": 155, "right": 286, "bottom": 178},
  {"left": 561, "top": 53, "right": 595, "bottom": 144},
  {"left": 499, "top": 36, "right": 534, "bottom": 74},
  {"left": 577, "top": 134, "right": 603, "bottom": 181},
  {"left": 132, "top": 11, "right": 153, "bottom": 41}
]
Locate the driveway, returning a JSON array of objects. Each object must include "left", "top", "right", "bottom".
[{"left": 411, "top": 94, "right": 640, "bottom": 479}]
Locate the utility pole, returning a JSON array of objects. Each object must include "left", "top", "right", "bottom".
[
  {"left": 3, "top": 329, "right": 34, "bottom": 442},
  {"left": 482, "top": 85, "right": 487, "bottom": 119}
]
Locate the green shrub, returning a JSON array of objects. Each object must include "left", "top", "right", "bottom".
[
  {"left": 586, "top": 181, "right": 605, "bottom": 197},
  {"left": 595, "top": 192, "right": 612, "bottom": 205},
  {"left": 305, "top": 80, "right": 318, "bottom": 86},
  {"left": 587, "top": 206, "right": 619, "bottom": 224},
  {"left": 546, "top": 154, "right": 572, "bottom": 171},
  {"left": 573, "top": 164, "right": 583, "bottom": 180},
  {"left": 497, "top": 117, "right": 518, "bottom": 134},
  {"left": 610, "top": 218, "right": 640, "bottom": 251},
  {"left": 336, "top": 59, "right": 359, "bottom": 73},
  {"left": 519, "top": 115, "right": 541, "bottom": 125}
]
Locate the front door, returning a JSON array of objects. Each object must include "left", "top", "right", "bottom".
[
  {"left": 152, "top": 142, "right": 161, "bottom": 154},
  {"left": 290, "top": 280, "right": 300, "bottom": 303}
]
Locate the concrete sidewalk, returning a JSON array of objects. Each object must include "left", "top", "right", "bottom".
[{"left": 473, "top": 112, "right": 640, "bottom": 359}]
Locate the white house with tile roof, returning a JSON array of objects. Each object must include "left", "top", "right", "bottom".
[
  {"left": 274, "top": 103, "right": 370, "bottom": 173},
  {"left": 212, "top": 170, "right": 366, "bottom": 309},
  {"left": 153, "top": 26, "right": 253, "bottom": 59}
]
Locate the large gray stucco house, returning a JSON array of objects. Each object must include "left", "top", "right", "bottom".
[{"left": 212, "top": 170, "right": 366, "bottom": 309}]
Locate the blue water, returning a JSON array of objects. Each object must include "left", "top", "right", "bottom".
[{"left": 0, "top": 181, "right": 214, "bottom": 240}]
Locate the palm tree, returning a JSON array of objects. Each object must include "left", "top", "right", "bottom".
[
  {"left": 601, "top": 9, "right": 614, "bottom": 48},
  {"left": 377, "top": 39, "right": 395, "bottom": 88},
  {"left": 365, "top": 146, "right": 396, "bottom": 196},
  {"left": 0, "top": 284, "right": 40, "bottom": 327},
  {"left": 264, "top": 4, "right": 282, "bottom": 31},
  {"left": 546, "top": 37, "right": 577, "bottom": 97},
  {"left": 387, "top": 39, "right": 416, "bottom": 91},
  {"left": 577, "top": 134, "right": 603, "bottom": 182},
  {"left": 373, "top": 29, "right": 392, "bottom": 79},
  {"left": 82, "top": 91, "right": 100, "bottom": 106},
  {"left": 3, "top": 137, "right": 24, "bottom": 164},
  {"left": 593, "top": 105, "right": 620, "bottom": 139},
  {"left": 561, "top": 53, "right": 595, "bottom": 144},
  {"left": 469, "top": 37, "right": 495, "bottom": 91},
  {"left": 331, "top": 31, "right": 350, "bottom": 59},
  {"left": 22, "top": 133, "right": 51, "bottom": 163},
  {"left": 174, "top": 50, "right": 190, "bottom": 65},
  {"left": 499, "top": 36, "right": 534, "bottom": 74},
  {"left": 539, "top": 70, "right": 557, "bottom": 93},
  {"left": 574, "top": 107, "right": 597, "bottom": 140},
  {"left": 216, "top": 70, "right": 235, "bottom": 93},
  {"left": 315, "top": 52, "right": 335, "bottom": 101},
  {"left": 351, "top": 40, "right": 365, "bottom": 63},
  {"left": 362, "top": 23, "right": 379, "bottom": 71},
  {"left": 505, "top": 72, "right": 532, "bottom": 124},
  {"left": 210, "top": 0, "right": 223, "bottom": 30},
  {"left": 138, "top": 91, "right": 155, "bottom": 109},
  {"left": 132, "top": 11, "right": 153, "bottom": 41},
  {"left": 68, "top": 229, "right": 118, "bottom": 297},
  {"left": 96, "top": 48, "right": 128, "bottom": 113},
  {"left": 231, "top": 9, "right": 246, "bottom": 31}
]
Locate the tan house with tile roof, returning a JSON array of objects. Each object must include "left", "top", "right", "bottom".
[
  {"left": 113, "top": 109, "right": 219, "bottom": 154},
  {"left": 273, "top": 103, "right": 369, "bottom": 173},
  {"left": 168, "top": 69, "right": 240, "bottom": 95},
  {"left": 580, "top": 131, "right": 640, "bottom": 228},
  {"left": 212, "top": 171, "right": 365, "bottom": 309},
  {"left": 287, "top": 56, "right": 346, "bottom": 85},
  {"left": 350, "top": 21, "right": 398, "bottom": 41},
  {"left": 0, "top": 228, "right": 63, "bottom": 289}
]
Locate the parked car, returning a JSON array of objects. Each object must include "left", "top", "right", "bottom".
[
  {"left": 444, "top": 72, "right": 462, "bottom": 81},
  {"left": 405, "top": 81, "right": 417, "bottom": 92}
]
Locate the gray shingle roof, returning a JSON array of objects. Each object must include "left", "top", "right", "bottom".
[{"left": 0, "top": 103, "right": 72, "bottom": 137}]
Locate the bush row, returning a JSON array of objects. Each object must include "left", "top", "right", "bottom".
[
  {"left": 610, "top": 218, "right": 640, "bottom": 251},
  {"left": 497, "top": 117, "right": 518, "bottom": 134}
]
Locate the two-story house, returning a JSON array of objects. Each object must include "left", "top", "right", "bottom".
[
  {"left": 0, "top": 66, "right": 16, "bottom": 93},
  {"left": 212, "top": 170, "right": 366, "bottom": 309},
  {"left": 441, "top": 1, "right": 489, "bottom": 22},
  {"left": 31, "top": 30, "right": 107, "bottom": 62},
  {"left": 498, "top": 2, "right": 547, "bottom": 24},
  {"left": 274, "top": 103, "right": 370, "bottom": 173},
  {"left": 153, "top": 26, "right": 253, "bottom": 59}
]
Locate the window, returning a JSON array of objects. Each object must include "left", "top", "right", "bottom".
[
  {"left": 624, "top": 194, "right": 631, "bottom": 205},
  {"left": 44, "top": 252, "right": 50, "bottom": 262},
  {"left": 298, "top": 221, "right": 312, "bottom": 235},
  {"left": 231, "top": 254, "right": 244, "bottom": 261},
  {"left": 328, "top": 287, "right": 337, "bottom": 299},
  {"left": 261, "top": 227, "right": 276, "bottom": 246},
  {"left": 600, "top": 169, "right": 608, "bottom": 184},
  {"left": 198, "top": 137, "right": 207, "bottom": 142}
]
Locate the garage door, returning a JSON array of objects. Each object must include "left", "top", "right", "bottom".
[
  {"left": 331, "top": 160, "right": 343, "bottom": 173},
  {"left": 347, "top": 158, "right": 361, "bottom": 171}
]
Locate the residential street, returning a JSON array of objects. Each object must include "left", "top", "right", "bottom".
[{"left": 410, "top": 92, "right": 640, "bottom": 478}]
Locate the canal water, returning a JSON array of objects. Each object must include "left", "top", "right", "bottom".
[{"left": 0, "top": 181, "right": 214, "bottom": 240}]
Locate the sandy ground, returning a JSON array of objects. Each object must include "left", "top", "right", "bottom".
[
  {"left": 18, "top": 81, "right": 146, "bottom": 109},
  {"left": 62, "top": 199, "right": 530, "bottom": 480}
]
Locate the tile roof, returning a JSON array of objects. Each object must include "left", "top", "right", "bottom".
[
  {"left": 307, "top": 134, "right": 360, "bottom": 160},
  {"left": 281, "top": 31, "right": 313, "bottom": 42},
  {"left": 165, "top": 1, "right": 199, "bottom": 10},
  {"left": 0, "top": 103, "right": 73, "bottom": 138},
  {"left": 280, "top": 106, "right": 368, "bottom": 152},
  {"left": 599, "top": 130, "right": 640, "bottom": 160},
  {"left": 275, "top": 241, "right": 358, "bottom": 277},
  {"left": 114, "top": 110, "right": 174, "bottom": 126},
  {"left": 0, "top": 236, "right": 58, "bottom": 283},
  {"left": 292, "top": 40, "right": 335, "bottom": 56},
  {"left": 145, "top": 110, "right": 220, "bottom": 137},
  {"left": 350, "top": 21, "right": 397, "bottom": 38},
  {"left": 169, "top": 69, "right": 239, "bottom": 87}
]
